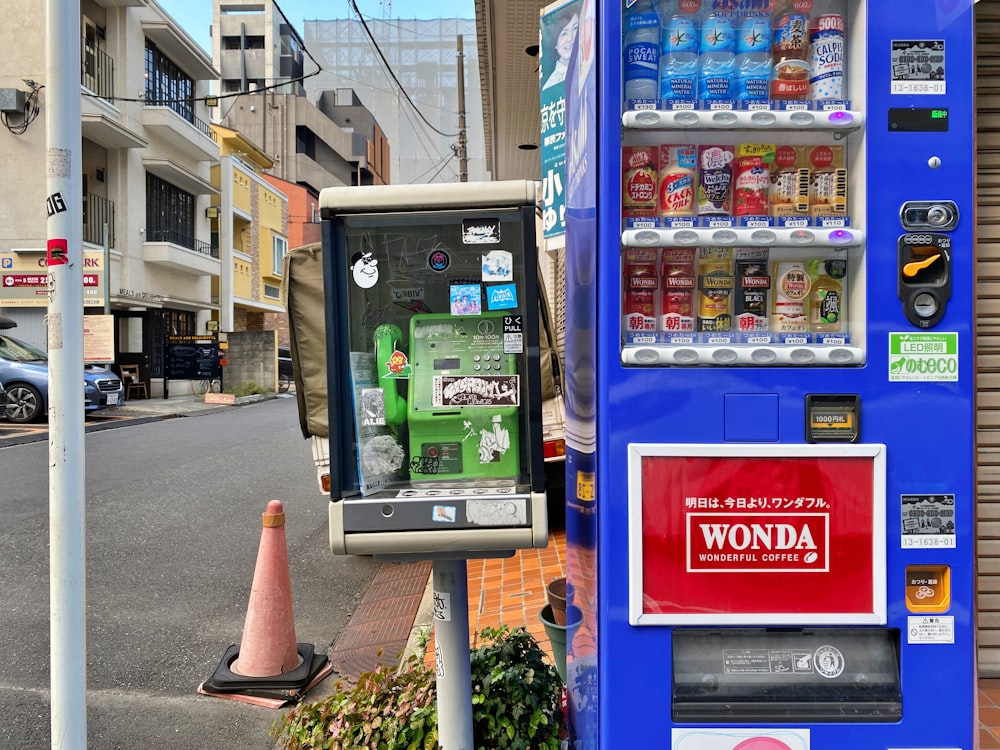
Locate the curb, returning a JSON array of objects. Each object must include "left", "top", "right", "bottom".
[{"left": 399, "top": 575, "right": 435, "bottom": 667}]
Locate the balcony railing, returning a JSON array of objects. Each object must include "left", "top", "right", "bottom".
[
  {"left": 83, "top": 192, "right": 115, "bottom": 247},
  {"left": 143, "top": 98, "right": 216, "bottom": 142},
  {"left": 146, "top": 227, "right": 217, "bottom": 258},
  {"left": 82, "top": 39, "right": 114, "bottom": 102}
]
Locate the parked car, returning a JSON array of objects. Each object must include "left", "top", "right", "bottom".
[{"left": 0, "top": 324, "right": 124, "bottom": 423}]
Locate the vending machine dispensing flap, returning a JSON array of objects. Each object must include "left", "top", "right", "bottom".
[{"left": 672, "top": 628, "right": 902, "bottom": 724}]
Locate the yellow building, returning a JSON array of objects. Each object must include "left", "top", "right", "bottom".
[{"left": 209, "top": 124, "right": 289, "bottom": 334}]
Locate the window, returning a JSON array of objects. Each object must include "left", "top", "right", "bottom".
[
  {"left": 273, "top": 235, "right": 288, "bottom": 275},
  {"left": 145, "top": 41, "right": 194, "bottom": 124},
  {"left": 296, "top": 126, "right": 316, "bottom": 159},
  {"left": 146, "top": 173, "right": 195, "bottom": 250}
]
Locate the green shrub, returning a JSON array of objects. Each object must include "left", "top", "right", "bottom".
[
  {"left": 225, "top": 380, "right": 267, "bottom": 397},
  {"left": 271, "top": 655, "right": 438, "bottom": 750},
  {"left": 470, "top": 625, "right": 563, "bottom": 750},
  {"left": 271, "top": 627, "right": 563, "bottom": 750}
]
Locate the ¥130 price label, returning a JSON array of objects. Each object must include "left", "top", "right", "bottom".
[{"left": 888, "top": 332, "right": 958, "bottom": 382}]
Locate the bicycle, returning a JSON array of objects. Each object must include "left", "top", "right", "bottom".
[{"left": 192, "top": 377, "right": 221, "bottom": 397}]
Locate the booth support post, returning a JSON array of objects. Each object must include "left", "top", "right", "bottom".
[{"left": 433, "top": 558, "right": 474, "bottom": 749}]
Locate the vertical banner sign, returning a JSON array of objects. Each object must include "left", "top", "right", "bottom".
[
  {"left": 539, "top": 0, "right": 582, "bottom": 240},
  {"left": 628, "top": 444, "right": 886, "bottom": 625}
]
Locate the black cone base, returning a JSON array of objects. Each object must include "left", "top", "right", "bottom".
[{"left": 203, "top": 642, "right": 328, "bottom": 701}]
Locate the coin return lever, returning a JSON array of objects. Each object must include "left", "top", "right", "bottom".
[{"left": 898, "top": 232, "right": 952, "bottom": 328}]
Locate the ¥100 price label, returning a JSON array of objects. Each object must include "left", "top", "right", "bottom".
[{"left": 888, "top": 332, "right": 959, "bottom": 382}]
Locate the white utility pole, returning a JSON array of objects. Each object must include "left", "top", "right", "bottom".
[{"left": 47, "top": 0, "right": 87, "bottom": 746}]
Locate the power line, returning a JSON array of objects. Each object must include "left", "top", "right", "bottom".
[
  {"left": 346, "top": 0, "right": 459, "bottom": 138},
  {"left": 421, "top": 152, "right": 458, "bottom": 184}
]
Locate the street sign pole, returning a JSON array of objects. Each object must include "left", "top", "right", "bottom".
[{"left": 47, "top": 0, "right": 87, "bottom": 747}]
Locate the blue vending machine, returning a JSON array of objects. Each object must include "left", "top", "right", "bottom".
[{"left": 563, "top": 0, "right": 977, "bottom": 747}]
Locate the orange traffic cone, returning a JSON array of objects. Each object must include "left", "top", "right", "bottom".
[
  {"left": 199, "top": 500, "right": 333, "bottom": 707},
  {"left": 232, "top": 500, "right": 300, "bottom": 677}
]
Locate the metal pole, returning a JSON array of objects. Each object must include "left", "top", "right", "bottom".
[
  {"left": 456, "top": 35, "right": 468, "bottom": 183},
  {"left": 102, "top": 222, "right": 110, "bottom": 315},
  {"left": 433, "top": 558, "right": 473, "bottom": 749},
  {"left": 47, "top": 0, "right": 87, "bottom": 747}
]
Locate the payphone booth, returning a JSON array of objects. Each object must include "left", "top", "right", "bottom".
[
  {"left": 562, "top": 0, "right": 977, "bottom": 747},
  {"left": 316, "top": 181, "right": 549, "bottom": 746},
  {"left": 317, "top": 181, "right": 548, "bottom": 557}
]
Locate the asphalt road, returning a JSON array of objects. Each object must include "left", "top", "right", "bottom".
[{"left": 0, "top": 397, "right": 380, "bottom": 749}]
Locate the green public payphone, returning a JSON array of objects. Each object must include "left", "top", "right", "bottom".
[{"left": 375, "top": 313, "right": 521, "bottom": 482}]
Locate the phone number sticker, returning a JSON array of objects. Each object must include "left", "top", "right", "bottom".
[{"left": 888, "top": 332, "right": 958, "bottom": 382}]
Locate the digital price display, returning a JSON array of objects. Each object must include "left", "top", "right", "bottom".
[{"left": 889, "top": 107, "right": 950, "bottom": 132}]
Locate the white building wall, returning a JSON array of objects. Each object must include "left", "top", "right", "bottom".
[{"left": 0, "top": 0, "right": 221, "bottom": 380}]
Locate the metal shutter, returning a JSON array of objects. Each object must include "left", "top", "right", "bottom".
[{"left": 978, "top": 0, "right": 1000, "bottom": 676}]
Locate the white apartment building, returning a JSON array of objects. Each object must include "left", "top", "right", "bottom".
[{"left": 0, "top": 0, "right": 220, "bottom": 395}]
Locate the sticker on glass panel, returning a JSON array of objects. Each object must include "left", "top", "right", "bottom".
[
  {"left": 351, "top": 250, "right": 379, "bottom": 289},
  {"left": 462, "top": 217, "right": 501, "bottom": 244},
  {"left": 450, "top": 283, "right": 482, "bottom": 315},
  {"left": 482, "top": 250, "right": 513, "bottom": 281}
]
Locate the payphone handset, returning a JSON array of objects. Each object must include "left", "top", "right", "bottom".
[{"left": 374, "top": 312, "right": 522, "bottom": 482}]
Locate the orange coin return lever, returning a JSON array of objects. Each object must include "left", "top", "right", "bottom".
[{"left": 902, "top": 252, "right": 941, "bottom": 278}]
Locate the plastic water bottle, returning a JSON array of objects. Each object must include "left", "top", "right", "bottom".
[
  {"left": 623, "top": 0, "right": 661, "bottom": 107},
  {"left": 698, "top": 11, "right": 735, "bottom": 102},
  {"left": 658, "top": 1, "right": 699, "bottom": 102},
  {"left": 734, "top": 15, "right": 772, "bottom": 102}
]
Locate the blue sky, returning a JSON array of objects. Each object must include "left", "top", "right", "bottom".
[{"left": 158, "top": 0, "right": 476, "bottom": 54}]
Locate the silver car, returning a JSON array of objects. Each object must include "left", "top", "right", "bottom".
[{"left": 0, "top": 320, "right": 124, "bottom": 423}]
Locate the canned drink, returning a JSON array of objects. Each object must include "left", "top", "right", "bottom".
[
  {"left": 624, "top": 279, "right": 657, "bottom": 335},
  {"left": 732, "top": 154, "right": 771, "bottom": 217},
  {"left": 623, "top": 250, "right": 658, "bottom": 337},
  {"left": 622, "top": 146, "right": 659, "bottom": 217},
  {"left": 771, "top": 260, "right": 810, "bottom": 333},
  {"left": 809, "top": 14, "right": 845, "bottom": 100},
  {"left": 696, "top": 248, "right": 733, "bottom": 333},
  {"left": 734, "top": 259, "right": 770, "bottom": 333},
  {"left": 659, "top": 248, "right": 696, "bottom": 333}
]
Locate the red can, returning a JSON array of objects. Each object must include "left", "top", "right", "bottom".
[
  {"left": 732, "top": 155, "right": 771, "bottom": 216},
  {"left": 659, "top": 248, "right": 696, "bottom": 333}
]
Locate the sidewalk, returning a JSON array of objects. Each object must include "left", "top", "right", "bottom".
[{"left": 110, "top": 391, "right": 281, "bottom": 418}]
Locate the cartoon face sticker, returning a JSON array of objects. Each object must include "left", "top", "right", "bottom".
[{"left": 351, "top": 251, "right": 379, "bottom": 289}]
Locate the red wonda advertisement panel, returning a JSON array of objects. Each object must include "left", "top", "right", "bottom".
[{"left": 628, "top": 444, "right": 886, "bottom": 625}]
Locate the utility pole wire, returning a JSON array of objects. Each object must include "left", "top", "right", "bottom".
[{"left": 347, "top": 0, "right": 460, "bottom": 138}]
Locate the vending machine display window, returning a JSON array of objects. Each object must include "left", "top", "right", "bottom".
[{"left": 620, "top": 0, "right": 866, "bottom": 367}]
